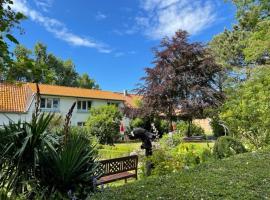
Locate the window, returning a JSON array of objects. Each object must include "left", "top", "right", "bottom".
[
  {"left": 40, "top": 98, "right": 59, "bottom": 111},
  {"left": 77, "top": 122, "right": 86, "bottom": 127},
  {"left": 87, "top": 101, "right": 92, "bottom": 110},
  {"left": 107, "top": 102, "right": 119, "bottom": 107},
  {"left": 41, "top": 98, "right": 46, "bottom": 108},
  {"left": 77, "top": 100, "right": 91, "bottom": 112}
]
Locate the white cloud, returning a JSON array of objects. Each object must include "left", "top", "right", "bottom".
[
  {"left": 12, "top": 0, "right": 112, "bottom": 53},
  {"left": 34, "top": 0, "right": 53, "bottom": 12},
  {"left": 137, "top": 0, "right": 217, "bottom": 39},
  {"left": 95, "top": 12, "right": 107, "bottom": 20}
]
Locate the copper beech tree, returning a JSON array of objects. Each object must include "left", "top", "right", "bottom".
[{"left": 137, "top": 30, "right": 225, "bottom": 135}]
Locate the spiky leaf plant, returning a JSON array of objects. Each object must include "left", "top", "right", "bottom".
[
  {"left": 39, "top": 132, "right": 99, "bottom": 199},
  {"left": 0, "top": 112, "right": 58, "bottom": 194}
]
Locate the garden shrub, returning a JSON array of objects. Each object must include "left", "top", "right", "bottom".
[
  {"left": 160, "top": 120, "right": 169, "bottom": 133},
  {"left": 173, "top": 144, "right": 211, "bottom": 167},
  {"left": 176, "top": 121, "right": 205, "bottom": 136},
  {"left": 210, "top": 117, "right": 226, "bottom": 137},
  {"left": 87, "top": 105, "right": 122, "bottom": 145},
  {"left": 158, "top": 133, "right": 183, "bottom": 148},
  {"left": 130, "top": 117, "right": 144, "bottom": 129},
  {"left": 47, "top": 113, "right": 64, "bottom": 132},
  {"left": 213, "top": 136, "right": 247, "bottom": 159},
  {"left": 142, "top": 148, "right": 183, "bottom": 177},
  {"left": 144, "top": 140, "right": 214, "bottom": 177}
]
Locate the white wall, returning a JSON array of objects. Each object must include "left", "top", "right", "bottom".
[{"left": 0, "top": 95, "right": 125, "bottom": 127}]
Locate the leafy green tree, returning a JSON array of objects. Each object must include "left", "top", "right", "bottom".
[
  {"left": 0, "top": 0, "right": 25, "bottom": 79},
  {"left": 87, "top": 105, "right": 122, "bottom": 145},
  {"left": 6, "top": 45, "right": 34, "bottom": 81},
  {"left": 229, "top": 0, "right": 270, "bottom": 30},
  {"left": 77, "top": 73, "right": 100, "bottom": 89},
  {"left": 209, "top": 0, "right": 270, "bottom": 85},
  {"left": 220, "top": 65, "right": 270, "bottom": 149},
  {"left": 176, "top": 121, "right": 205, "bottom": 137},
  {"left": 209, "top": 28, "right": 247, "bottom": 70},
  {"left": 60, "top": 59, "right": 78, "bottom": 86},
  {"left": 6, "top": 43, "right": 101, "bottom": 89},
  {"left": 243, "top": 20, "right": 270, "bottom": 63}
]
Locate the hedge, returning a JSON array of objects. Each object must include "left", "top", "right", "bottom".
[{"left": 90, "top": 151, "right": 270, "bottom": 199}]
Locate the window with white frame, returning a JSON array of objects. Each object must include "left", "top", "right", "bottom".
[
  {"left": 77, "top": 100, "right": 91, "bottom": 112},
  {"left": 40, "top": 98, "right": 60, "bottom": 111},
  {"left": 107, "top": 102, "right": 119, "bottom": 107},
  {"left": 77, "top": 122, "right": 86, "bottom": 127}
]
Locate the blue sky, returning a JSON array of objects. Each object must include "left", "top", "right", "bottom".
[{"left": 12, "top": 0, "right": 236, "bottom": 92}]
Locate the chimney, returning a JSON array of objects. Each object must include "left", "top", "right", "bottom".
[{"left": 123, "top": 89, "right": 128, "bottom": 96}]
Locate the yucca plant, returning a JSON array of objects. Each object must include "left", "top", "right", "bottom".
[
  {"left": 0, "top": 84, "right": 99, "bottom": 199},
  {"left": 0, "top": 83, "right": 58, "bottom": 196},
  {"left": 39, "top": 132, "right": 99, "bottom": 199},
  {"left": 0, "top": 112, "right": 58, "bottom": 194}
]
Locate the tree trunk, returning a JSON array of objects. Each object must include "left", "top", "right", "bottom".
[
  {"left": 168, "top": 116, "right": 173, "bottom": 132},
  {"left": 187, "top": 119, "right": 192, "bottom": 137},
  {"left": 168, "top": 105, "right": 173, "bottom": 132}
]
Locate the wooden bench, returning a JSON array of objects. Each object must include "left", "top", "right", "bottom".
[{"left": 95, "top": 155, "right": 138, "bottom": 185}]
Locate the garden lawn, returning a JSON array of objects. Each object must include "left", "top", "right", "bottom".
[
  {"left": 90, "top": 151, "right": 270, "bottom": 200},
  {"left": 98, "top": 142, "right": 141, "bottom": 159}
]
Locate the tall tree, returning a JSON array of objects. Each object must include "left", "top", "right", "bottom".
[
  {"left": 138, "top": 31, "right": 224, "bottom": 133},
  {"left": 60, "top": 59, "right": 78, "bottom": 86},
  {"left": 209, "top": 0, "right": 270, "bottom": 81},
  {"left": 5, "top": 43, "right": 102, "bottom": 89},
  {"left": 77, "top": 73, "right": 99, "bottom": 89},
  {"left": 0, "top": 0, "right": 25, "bottom": 79},
  {"left": 230, "top": 0, "right": 270, "bottom": 31},
  {"left": 6, "top": 45, "right": 34, "bottom": 82}
]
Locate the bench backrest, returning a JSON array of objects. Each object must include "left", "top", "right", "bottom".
[{"left": 95, "top": 155, "right": 138, "bottom": 178}]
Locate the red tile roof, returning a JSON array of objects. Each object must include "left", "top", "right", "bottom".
[
  {"left": 0, "top": 83, "right": 33, "bottom": 113},
  {"left": 27, "top": 83, "right": 125, "bottom": 101},
  {"left": 0, "top": 83, "right": 141, "bottom": 113}
]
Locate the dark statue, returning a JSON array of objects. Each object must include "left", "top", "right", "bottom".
[{"left": 128, "top": 127, "right": 154, "bottom": 176}]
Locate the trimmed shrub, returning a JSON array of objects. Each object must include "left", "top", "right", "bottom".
[
  {"left": 210, "top": 117, "right": 225, "bottom": 137},
  {"left": 176, "top": 121, "right": 205, "bottom": 136},
  {"left": 213, "top": 136, "right": 247, "bottom": 159}
]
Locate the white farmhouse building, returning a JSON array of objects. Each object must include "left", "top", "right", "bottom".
[{"left": 0, "top": 83, "right": 140, "bottom": 127}]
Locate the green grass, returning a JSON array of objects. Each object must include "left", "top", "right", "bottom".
[
  {"left": 98, "top": 143, "right": 141, "bottom": 160},
  {"left": 90, "top": 151, "right": 270, "bottom": 200},
  {"left": 98, "top": 142, "right": 213, "bottom": 160}
]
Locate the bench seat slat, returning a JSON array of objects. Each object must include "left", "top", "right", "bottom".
[
  {"left": 97, "top": 171, "right": 136, "bottom": 185},
  {"left": 96, "top": 155, "right": 138, "bottom": 185}
]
